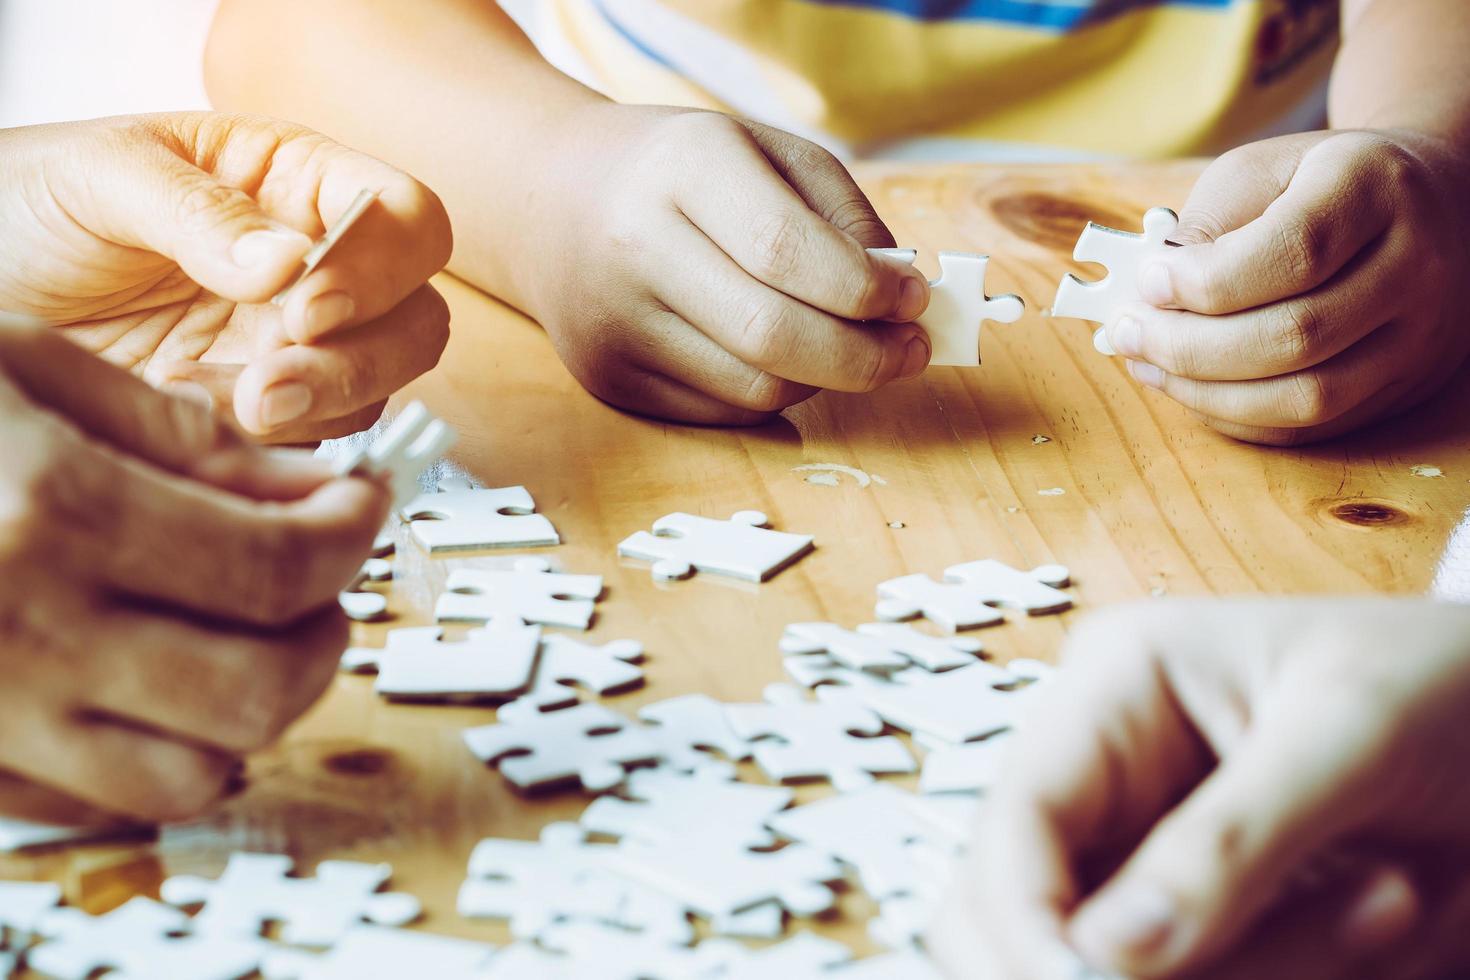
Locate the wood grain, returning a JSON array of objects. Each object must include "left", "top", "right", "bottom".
[{"left": 6, "top": 161, "right": 1470, "bottom": 966}]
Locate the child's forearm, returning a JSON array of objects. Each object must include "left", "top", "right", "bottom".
[
  {"left": 1330, "top": 0, "right": 1470, "bottom": 150},
  {"left": 205, "top": 0, "right": 604, "bottom": 312}
]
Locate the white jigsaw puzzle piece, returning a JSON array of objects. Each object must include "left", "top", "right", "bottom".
[
  {"left": 871, "top": 248, "right": 1024, "bottom": 367},
  {"left": 766, "top": 785, "right": 965, "bottom": 901},
  {"left": 508, "top": 635, "right": 646, "bottom": 713},
  {"left": 463, "top": 701, "right": 659, "bottom": 792},
  {"left": 160, "top": 854, "right": 420, "bottom": 948},
  {"left": 618, "top": 511, "right": 813, "bottom": 582},
  {"left": 0, "top": 881, "right": 62, "bottom": 942},
  {"left": 1051, "top": 207, "right": 1179, "bottom": 353},
  {"left": 341, "top": 625, "right": 542, "bottom": 702},
  {"left": 580, "top": 767, "right": 791, "bottom": 849},
  {"left": 259, "top": 925, "right": 495, "bottom": 980},
  {"left": 876, "top": 559, "right": 1072, "bottom": 630},
  {"left": 920, "top": 731, "right": 1013, "bottom": 794},
  {"left": 458, "top": 822, "right": 673, "bottom": 941},
  {"left": 725, "top": 684, "right": 914, "bottom": 792},
  {"left": 782, "top": 623, "right": 989, "bottom": 675},
  {"left": 436, "top": 558, "right": 602, "bottom": 629},
  {"left": 338, "top": 557, "right": 393, "bottom": 623},
  {"left": 402, "top": 484, "right": 560, "bottom": 553},
  {"left": 857, "top": 661, "right": 1046, "bottom": 744},
  {"left": 636, "top": 694, "right": 753, "bottom": 777},
  {"left": 830, "top": 951, "right": 947, "bottom": 979},
  {"left": 30, "top": 897, "right": 264, "bottom": 980},
  {"left": 333, "top": 401, "right": 458, "bottom": 511},
  {"left": 717, "top": 931, "right": 853, "bottom": 979},
  {"left": 607, "top": 831, "right": 842, "bottom": 922},
  {"left": 536, "top": 920, "right": 742, "bottom": 980}
]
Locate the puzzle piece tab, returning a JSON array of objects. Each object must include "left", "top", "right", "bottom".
[
  {"left": 30, "top": 897, "right": 264, "bottom": 980},
  {"left": 402, "top": 484, "right": 560, "bottom": 553},
  {"left": 341, "top": 625, "right": 542, "bottom": 703},
  {"left": 876, "top": 559, "right": 1072, "bottom": 630},
  {"left": 1051, "top": 207, "right": 1179, "bottom": 353},
  {"left": 435, "top": 558, "right": 602, "bottom": 629},
  {"left": 160, "top": 854, "right": 420, "bottom": 947},
  {"left": 725, "top": 683, "right": 915, "bottom": 792},
  {"left": 618, "top": 511, "right": 813, "bottom": 582},
  {"left": 333, "top": 401, "right": 457, "bottom": 510},
  {"left": 463, "top": 701, "right": 659, "bottom": 792},
  {"left": 508, "top": 635, "right": 646, "bottom": 713},
  {"left": 636, "top": 694, "right": 753, "bottom": 777},
  {"left": 871, "top": 248, "right": 1024, "bottom": 367}
]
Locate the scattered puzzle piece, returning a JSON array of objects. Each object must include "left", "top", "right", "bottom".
[
  {"left": 581, "top": 768, "right": 791, "bottom": 849},
  {"left": 919, "top": 732, "right": 1013, "bottom": 794},
  {"left": 338, "top": 557, "right": 393, "bottom": 623},
  {"left": 858, "top": 661, "right": 1045, "bottom": 744},
  {"left": 160, "top": 854, "right": 420, "bottom": 947},
  {"left": 636, "top": 694, "right": 753, "bottom": 777},
  {"left": 537, "top": 920, "right": 742, "bottom": 980},
  {"left": 260, "top": 925, "right": 495, "bottom": 980},
  {"left": 876, "top": 559, "right": 1072, "bottom": 631},
  {"left": 463, "top": 701, "right": 659, "bottom": 792},
  {"left": 341, "top": 625, "right": 542, "bottom": 703},
  {"left": 30, "top": 896, "right": 264, "bottom": 980},
  {"left": 608, "top": 830, "right": 842, "bottom": 922},
  {"left": 333, "top": 400, "right": 457, "bottom": 510},
  {"left": 713, "top": 931, "right": 852, "bottom": 979},
  {"left": 1051, "top": 206, "right": 1179, "bottom": 354},
  {"left": 871, "top": 248, "right": 1024, "bottom": 367},
  {"left": 725, "top": 684, "right": 915, "bottom": 792},
  {"left": 618, "top": 511, "right": 813, "bottom": 582},
  {"left": 781, "top": 623, "right": 988, "bottom": 676},
  {"left": 402, "top": 484, "right": 560, "bottom": 553},
  {"left": 436, "top": 558, "right": 602, "bottom": 629},
  {"left": 0, "top": 881, "right": 62, "bottom": 945},
  {"left": 509, "top": 635, "right": 646, "bottom": 713}
]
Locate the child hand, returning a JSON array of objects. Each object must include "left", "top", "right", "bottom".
[
  {"left": 520, "top": 105, "right": 932, "bottom": 424},
  {"left": 1097, "top": 130, "right": 1470, "bottom": 445},
  {"left": 928, "top": 598, "right": 1470, "bottom": 980}
]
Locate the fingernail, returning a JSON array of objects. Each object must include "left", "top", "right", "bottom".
[
  {"left": 1107, "top": 315, "right": 1142, "bottom": 358},
  {"left": 1071, "top": 883, "right": 1176, "bottom": 965},
  {"left": 1127, "top": 360, "right": 1165, "bottom": 390},
  {"left": 260, "top": 381, "right": 313, "bottom": 428},
  {"left": 304, "top": 291, "right": 356, "bottom": 337},
  {"left": 1138, "top": 261, "right": 1173, "bottom": 307},
  {"left": 895, "top": 273, "right": 930, "bottom": 322},
  {"left": 900, "top": 334, "right": 931, "bottom": 379},
  {"left": 230, "top": 226, "right": 311, "bottom": 270},
  {"left": 161, "top": 380, "right": 215, "bottom": 410}
]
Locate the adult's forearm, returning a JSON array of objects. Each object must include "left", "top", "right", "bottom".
[
  {"left": 205, "top": 0, "right": 604, "bottom": 311},
  {"left": 1330, "top": 0, "right": 1470, "bottom": 149}
]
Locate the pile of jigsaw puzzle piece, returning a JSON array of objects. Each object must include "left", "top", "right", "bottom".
[
  {"left": 0, "top": 189, "right": 1196, "bottom": 978},
  {"left": 0, "top": 249, "right": 1098, "bottom": 976}
]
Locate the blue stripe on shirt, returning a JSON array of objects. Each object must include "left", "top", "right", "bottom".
[{"left": 800, "top": 0, "right": 1237, "bottom": 30}]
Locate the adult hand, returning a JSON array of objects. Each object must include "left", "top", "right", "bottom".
[
  {"left": 929, "top": 598, "right": 1470, "bottom": 980},
  {"left": 0, "top": 112, "right": 453, "bottom": 442},
  {"left": 1096, "top": 130, "right": 1470, "bottom": 445},
  {"left": 520, "top": 104, "right": 932, "bottom": 424},
  {"left": 0, "top": 322, "right": 388, "bottom": 824}
]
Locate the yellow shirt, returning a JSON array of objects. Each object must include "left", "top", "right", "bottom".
[{"left": 534, "top": 0, "right": 1340, "bottom": 159}]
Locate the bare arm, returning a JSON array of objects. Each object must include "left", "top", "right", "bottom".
[
  {"left": 206, "top": 0, "right": 603, "bottom": 313},
  {"left": 1331, "top": 0, "right": 1470, "bottom": 149}
]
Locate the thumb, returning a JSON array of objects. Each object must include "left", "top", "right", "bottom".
[
  {"left": 92, "top": 140, "right": 312, "bottom": 302},
  {"left": 1066, "top": 689, "right": 1371, "bottom": 978}
]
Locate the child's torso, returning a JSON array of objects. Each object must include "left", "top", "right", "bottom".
[{"left": 537, "top": 0, "right": 1341, "bottom": 159}]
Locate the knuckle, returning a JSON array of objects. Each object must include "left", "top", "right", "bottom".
[
  {"left": 229, "top": 662, "right": 305, "bottom": 751},
  {"left": 173, "top": 177, "right": 253, "bottom": 234},
  {"left": 1273, "top": 301, "right": 1325, "bottom": 366},
  {"left": 136, "top": 755, "right": 234, "bottom": 822},
  {"left": 235, "top": 522, "right": 317, "bottom": 624},
  {"left": 1276, "top": 215, "right": 1335, "bottom": 286},
  {"left": 1282, "top": 370, "right": 1331, "bottom": 425},
  {"left": 732, "top": 296, "right": 799, "bottom": 368},
  {"left": 736, "top": 371, "right": 803, "bottom": 414},
  {"left": 748, "top": 208, "right": 809, "bottom": 286}
]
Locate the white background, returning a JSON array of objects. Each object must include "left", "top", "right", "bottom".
[{"left": 0, "top": 0, "right": 219, "bottom": 128}]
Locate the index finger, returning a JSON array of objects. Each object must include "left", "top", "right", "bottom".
[
  {"left": 673, "top": 118, "right": 928, "bottom": 322},
  {"left": 260, "top": 135, "right": 454, "bottom": 342}
]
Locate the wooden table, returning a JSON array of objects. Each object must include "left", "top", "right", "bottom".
[{"left": 7, "top": 161, "right": 1470, "bottom": 966}]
